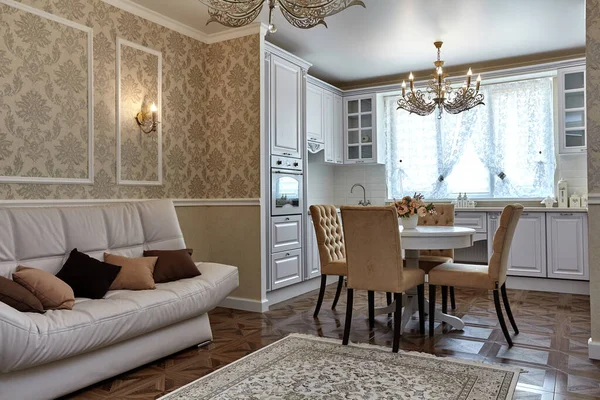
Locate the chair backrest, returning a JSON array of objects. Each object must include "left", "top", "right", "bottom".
[
  {"left": 418, "top": 203, "right": 454, "bottom": 259},
  {"left": 340, "top": 205, "right": 404, "bottom": 292},
  {"left": 310, "top": 205, "right": 345, "bottom": 267},
  {"left": 488, "top": 204, "right": 524, "bottom": 285}
]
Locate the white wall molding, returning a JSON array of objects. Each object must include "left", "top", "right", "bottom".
[
  {"left": 102, "top": 0, "right": 261, "bottom": 44},
  {"left": 219, "top": 296, "right": 269, "bottom": 313},
  {"left": 0, "top": 0, "right": 94, "bottom": 185},
  {"left": 0, "top": 198, "right": 260, "bottom": 208}
]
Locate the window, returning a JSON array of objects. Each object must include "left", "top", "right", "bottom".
[{"left": 384, "top": 77, "right": 556, "bottom": 199}]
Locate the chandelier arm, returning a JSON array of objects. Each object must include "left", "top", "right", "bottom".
[
  {"left": 281, "top": 0, "right": 365, "bottom": 14},
  {"left": 205, "top": 1, "right": 265, "bottom": 27},
  {"left": 198, "top": 0, "right": 264, "bottom": 13},
  {"left": 277, "top": 1, "right": 329, "bottom": 29}
]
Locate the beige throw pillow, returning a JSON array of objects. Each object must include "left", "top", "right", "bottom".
[
  {"left": 103, "top": 253, "right": 158, "bottom": 290},
  {"left": 13, "top": 266, "right": 75, "bottom": 310}
]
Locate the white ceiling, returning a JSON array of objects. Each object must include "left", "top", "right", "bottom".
[{"left": 130, "top": 0, "right": 585, "bottom": 86}]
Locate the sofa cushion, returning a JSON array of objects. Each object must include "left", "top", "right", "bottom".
[
  {"left": 0, "top": 262, "right": 239, "bottom": 373},
  {"left": 56, "top": 249, "right": 121, "bottom": 299},
  {"left": 144, "top": 249, "right": 199, "bottom": 283},
  {"left": 13, "top": 266, "right": 75, "bottom": 310},
  {"left": 0, "top": 276, "right": 44, "bottom": 313},
  {"left": 104, "top": 253, "right": 157, "bottom": 291}
]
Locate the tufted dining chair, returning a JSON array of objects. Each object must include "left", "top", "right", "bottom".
[
  {"left": 418, "top": 203, "right": 456, "bottom": 312},
  {"left": 340, "top": 206, "right": 425, "bottom": 352},
  {"left": 310, "top": 205, "right": 347, "bottom": 318},
  {"left": 428, "top": 204, "right": 523, "bottom": 346}
]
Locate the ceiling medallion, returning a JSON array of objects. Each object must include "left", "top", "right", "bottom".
[
  {"left": 198, "top": 0, "right": 365, "bottom": 33},
  {"left": 397, "top": 42, "right": 485, "bottom": 119}
]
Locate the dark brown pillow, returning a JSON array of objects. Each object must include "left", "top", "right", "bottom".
[
  {"left": 56, "top": 249, "right": 121, "bottom": 299},
  {"left": 0, "top": 275, "right": 44, "bottom": 313},
  {"left": 143, "top": 249, "right": 200, "bottom": 283}
]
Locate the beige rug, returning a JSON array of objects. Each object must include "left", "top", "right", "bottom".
[{"left": 161, "top": 334, "right": 520, "bottom": 399}]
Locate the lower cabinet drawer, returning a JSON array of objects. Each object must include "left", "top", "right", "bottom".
[
  {"left": 455, "top": 212, "right": 487, "bottom": 233},
  {"left": 271, "top": 249, "right": 302, "bottom": 290},
  {"left": 271, "top": 215, "right": 302, "bottom": 253}
]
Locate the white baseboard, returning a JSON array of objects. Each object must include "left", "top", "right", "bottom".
[
  {"left": 589, "top": 339, "right": 600, "bottom": 360},
  {"left": 218, "top": 296, "right": 269, "bottom": 313},
  {"left": 267, "top": 275, "right": 338, "bottom": 308},
  {"left": 505, "top": 276, "right": 589, "bottom": 295}
]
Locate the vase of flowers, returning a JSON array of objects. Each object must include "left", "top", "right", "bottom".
[{"left": 394, "top": 193, "right": 436, "bottom": 230}]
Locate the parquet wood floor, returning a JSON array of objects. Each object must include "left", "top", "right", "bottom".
[{"left": 65, "top": 284, "right": 599, "bottom": 400}]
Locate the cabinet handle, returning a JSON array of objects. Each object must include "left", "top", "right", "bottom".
[
  {"left": 285, "top": 253, "right": 290, "bottom": 257},
  {"left": 356, "top": 160, "right": 365, "bottom": 163},
  {"left": 521, "top": 212, "right": 529, "bottom": 216},
  {"left": 285, "top": 217, "right": 290, "bottom": 221},
  {"left": 560, "top": 213, "right": 574, "bottom": 216}
]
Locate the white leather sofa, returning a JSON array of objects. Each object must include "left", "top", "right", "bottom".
[{"left": 0, "top": 199, "right": 239, "bottom": 400}]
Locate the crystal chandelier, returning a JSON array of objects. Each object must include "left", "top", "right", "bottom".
[
  {"left": 198, "top": 0, "right": 365, "bottom": 33},
  {"left": 397, "top": 42, "right": 485, "bottom": 119}
]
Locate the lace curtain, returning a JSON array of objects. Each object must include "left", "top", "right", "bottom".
[{"left": 385, "top": 77, "right": 556, "bottom": 199}]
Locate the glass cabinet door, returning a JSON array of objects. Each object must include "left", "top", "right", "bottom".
[
  {"left": 559, "top": 67, "right": 586, "bottom": 153},
  {"left": 345, "top": 95, "right": 375, "bottom": 162}
]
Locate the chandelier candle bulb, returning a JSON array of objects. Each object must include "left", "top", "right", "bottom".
[
  {"left": 401, "top": 80, "right": 406, "bottom": 96},
  {"left": 150, "top": 103, "right": 157, "bottom": 123},
  {"left": 467, "top": 68, "right": 472, "bottom": 86},
  {"left": 476, "top": 74, "right": 481, "bottom": 91}
]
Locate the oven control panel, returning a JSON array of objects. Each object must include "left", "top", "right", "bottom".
[{"left": 271, "top": 156, "right": 302, "bottom": 171}]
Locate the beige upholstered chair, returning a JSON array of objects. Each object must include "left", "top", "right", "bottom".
[
  {"left": 428, "top": 204, "right": 523, "bottom": 346},
  {"left": 340, "top": 206, "right": 426, "bottom": 353},
  {"left": 310, "top": 205, "right": 347, "bottom": 318},
  {"left": 418, "top": 203, "right": 456, "bottom": 311}
]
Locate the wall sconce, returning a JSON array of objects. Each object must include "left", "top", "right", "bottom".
[{"left": 135, "top": 102, "right": 159, "bottom": 134}]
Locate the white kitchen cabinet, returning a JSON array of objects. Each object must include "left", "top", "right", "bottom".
[
  {"left": 270, "top": 54, "right": 303, "bottom": 158},
  {"left": 558, "top": 65, "right": 586, "bottom": 154},
  {"left": 333, "top": 94, "right": 344, "bottom": 164},
  {"left": 306, "top": 218, "right": 321, "bottom": 280},
  {"left": 323, "top": 91, "right": 335, "bottom": 163},
  {"left": 546, "top": 212, "right": 589, "bottom": 280},
  {"left": 271, "top": 215, "right": 302, "bottom": 253},
  {"left": 306, "top": 83, "right": 324, "bottom": 144},
  {"left": 344, "top": 94, "right": 384, "bottom": 164},
  {"left": 271, "top": 249, "right": 303, "bottom": 290},
  {"left": 487, "top": 212, "right": 546, "bottom": 278}
]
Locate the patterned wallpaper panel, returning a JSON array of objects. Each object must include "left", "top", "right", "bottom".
[
  {"left": 0, "top": 0, "right": 261, "bottom": 200},
  {"left": 0, "top": 2, "right": 91, "bottom": 181},
  {"left": 118, "top": 41, "right": 160, "bottom": 184},
  {"left": 588, "top": 0, "right": 600, "bottom": 193}
]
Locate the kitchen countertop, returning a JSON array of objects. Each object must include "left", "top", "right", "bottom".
[{"left": 309, "top": 206, "right": 588, "bottom": 214}]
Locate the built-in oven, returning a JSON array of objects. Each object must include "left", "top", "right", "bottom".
[{"left": 271, "top": 156, "right": 303, "bottom": 216}]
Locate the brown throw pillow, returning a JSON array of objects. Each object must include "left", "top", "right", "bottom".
[
  {"left": 13, "top": 266, "right": 75, "bottom": 310},
  {"left": 0, "top": 276, "right": 44, "bottom": 313},
  {"left": 143, "top": 249, "right": 200, "bottom": 283},
  {"left": 104, "top": 253, "right": 158, "bottom": 290}
]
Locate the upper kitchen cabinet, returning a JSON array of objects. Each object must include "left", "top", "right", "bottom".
[
  {"left": 333, "top": 94, "right": 344, "bottom": 164},
  {"left": 558, "top": 65, "right": 586, "bottom": 154},
  {"left": 306, "top": 83, "right": 324, "bottom": 144},
  {"left": 323, "top": 91, "right": 335, "bottom": 163},
  {"left": 265, "top": 43, "right": 311, "bottom": 159},
  {"left": 344, "top": 94, "right": 385, "bottom": 164}
]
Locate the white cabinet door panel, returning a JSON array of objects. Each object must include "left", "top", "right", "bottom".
[
  {"left": 271, "top": 215, "right": 302, "bottom": 253},
  {"left": 306, "top": 83, "right": 324, "bottom": 143},
  {"left": 271, "top": 249, "right": 302, "bottom": 290},
  {"left": 307, "top": 218, "right": 321, "bottom": 279},
  {"left": 271, "top": 55, "right": 302, "bottom": 157},
  {"left": 333, "top": 94, "right": 344, "bottom": 164},
  {"left": 546, "top": 213, "right": 589, "bottom": 280},
  {"left": 323, "top": 90, "right": 334, "bottom": 163}
]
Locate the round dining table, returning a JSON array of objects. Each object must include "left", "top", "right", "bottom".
[{"left": 374, "top": 225, "right": 476, "bottom": 334}]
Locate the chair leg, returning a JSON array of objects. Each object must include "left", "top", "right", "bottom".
[
  {"left": 501, "top": 283, "right": 519, "bottom": 334},
  {"left": 429, "top": 285, "right": 436, "bottom": 337},
  {"left": 393, "top": 292, "right": 402, "bottom": 353},
  {"left": 368, "top": 290, "right": 375, "bottom": 329},
  {"left": 342, "top": 288, "right": 354, "bottom": 345},
  {"left": 331, "top": 276, "right": 344, "bottom": 310},
  {"left": 450, "top": 286, "right": 456, "bottom": 310},
  {"left": 386, "top": 292, "right": 393, "bottom": 317},
  {"left": 441, "top": 286, "right": 448, "bottom": 314},
  {"left": 313, "top": 275, "right": 328, "bottom": 318},
  {"left": 417, "top": 284, "right": 425, "bottom": 334},
  {"left": 493, "top": 289, "right": 513, "bottom": 347}
]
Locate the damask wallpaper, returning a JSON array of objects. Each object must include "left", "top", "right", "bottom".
[
  {"left": 587, "top": 0, "right": 600, "bottom": 193},
  {"left": 0, "top": 0, "right": 261, "bottom": 200}
]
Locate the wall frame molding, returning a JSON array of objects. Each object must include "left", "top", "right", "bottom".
[
  {"left": 0, "top": 198, "right": 261, "bottom": 208},
  {"left": 0, "top": 0, "right": 94, "bottom": 185},
  {"left": 116, "top": 38, "right": 163, "bottom": 186},
  {"left": 102, "top": 0, "right": 261, "bottom": 44}
]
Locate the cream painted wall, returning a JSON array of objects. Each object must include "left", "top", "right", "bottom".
[{"left": 176, "top": 206, "right": 261, "bottom": 301}]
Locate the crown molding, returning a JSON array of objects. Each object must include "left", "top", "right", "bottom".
[
  {"left": 102, "top": 0, "right": 261, "bottom": 44},
  {"left": 0, "top": 198, "right": 261, "bottom": 208}
]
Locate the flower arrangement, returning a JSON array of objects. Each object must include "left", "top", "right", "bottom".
[{"left": 394, "top": 193, "right": 436, "bottom": 219}]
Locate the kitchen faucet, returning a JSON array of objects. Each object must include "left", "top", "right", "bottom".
[{"left": 351, "top": 184, "right": 370, "bottom": 206}]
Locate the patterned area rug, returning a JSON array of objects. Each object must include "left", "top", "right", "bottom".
[{"left": 161, "top": 334, "right": 520, "bottom": 399}]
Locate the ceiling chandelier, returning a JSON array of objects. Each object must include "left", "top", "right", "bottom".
[
  {"left": 198, "top": 0, "right": 365, "bottom": 33},
  {"left": 397, "top": 42, "right": 485, "bottom": 119}
]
